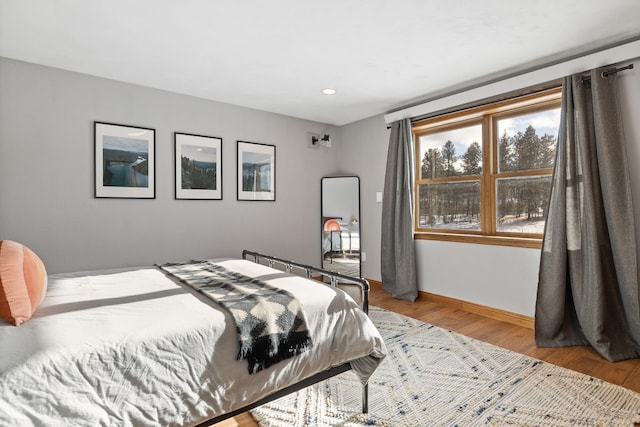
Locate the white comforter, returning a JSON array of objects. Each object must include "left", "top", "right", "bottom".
[{"left": 0, "top": 259, "right": 386, "bottom": 427}]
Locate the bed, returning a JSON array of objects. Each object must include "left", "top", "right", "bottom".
[{"left": 0, "top": 249, "right": 386, "bottom": 426}]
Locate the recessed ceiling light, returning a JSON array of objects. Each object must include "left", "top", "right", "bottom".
[{"left": 322, "top": 88, "right": 337, "bottom": 95}]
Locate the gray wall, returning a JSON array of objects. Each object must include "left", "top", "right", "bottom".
[
  {"left": 338, "top": 115, "right": 389, "bottom": 279},
  {"left": 0, "top": 58, "right": 340, "bottom": 273}
]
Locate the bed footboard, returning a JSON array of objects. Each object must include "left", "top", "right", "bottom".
[
  {"left": 242, "top": 249, "right": 370, "bottom": 313},
  {"left": 242, "top": 249, "right": 370, "bottom": 415},
  {"left": 193, "top": 250, "right": 372, "bottom": 425}
]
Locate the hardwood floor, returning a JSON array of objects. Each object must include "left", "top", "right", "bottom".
[{"left": 213, "top": 285, "right": 640, "bottom": 427}]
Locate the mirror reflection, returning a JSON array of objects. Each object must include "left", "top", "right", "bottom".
[{"left": 321, "top": 176, "right": 360, "bottom": 277}]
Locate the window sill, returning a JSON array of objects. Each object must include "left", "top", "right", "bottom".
[{"left": 414, "top": 232, "right": 542, "bottom": 249}]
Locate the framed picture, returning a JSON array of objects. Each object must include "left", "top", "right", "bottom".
[
  {"left": 237, "top": 141, "right": 276, "bottom": 201},
  {"left": 175, "top": 132, "right": 223, "bottom": 200},
  {"left": 94, "top": 121, "right": 155, "bottom": 198}
]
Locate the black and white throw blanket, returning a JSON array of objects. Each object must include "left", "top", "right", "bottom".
[{"left": 157, "top": 260, "right": 313, "bottom": 374}]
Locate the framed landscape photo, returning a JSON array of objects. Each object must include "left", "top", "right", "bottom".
[
  {"left": 175, "top": 133, "right": 223, "bottom": 200},
  {"left": 94, "top": 121, "right": 155, "bottom": 198},
  {"left": 237, "top": 141, "right": 275, "bottom": 201}
]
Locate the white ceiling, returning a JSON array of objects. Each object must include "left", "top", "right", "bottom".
[{"left": 1, "top": 1, "right": 639, "bottom": 126}]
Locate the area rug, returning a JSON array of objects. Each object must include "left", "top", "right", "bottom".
[{"left": 251, "top": 307, "right": 640, "bottom": 426}]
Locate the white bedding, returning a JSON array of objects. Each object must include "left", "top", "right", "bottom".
[{"left": 0, "top": 259, "right": 386, "bottom": 427}]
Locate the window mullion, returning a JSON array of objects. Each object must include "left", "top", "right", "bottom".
[{"left": 482, "top": 115, "right": 495, "bottom": 234}]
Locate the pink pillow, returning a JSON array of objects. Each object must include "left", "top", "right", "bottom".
[{"left": 0, "top": 240, "right": 48, "bottom": 326}]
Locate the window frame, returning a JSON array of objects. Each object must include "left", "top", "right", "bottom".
[{"left": 412, "top": 87, "right": 562, "bottom": 249}]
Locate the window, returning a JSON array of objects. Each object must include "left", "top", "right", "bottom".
[{"left": 413, "top": 87, "right": 562, "bottom": 248}]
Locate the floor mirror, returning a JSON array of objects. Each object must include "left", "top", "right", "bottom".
[{"left": 321, "top": 176, "right": 361, "bottom": 278}]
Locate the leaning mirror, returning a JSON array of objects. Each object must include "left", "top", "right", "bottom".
[{"left": 321, "top": 176, "right": 361, "bottom": 277}]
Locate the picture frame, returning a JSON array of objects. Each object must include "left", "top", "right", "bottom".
[
  {"left": 237, "top": 141, "right": 276, "bottom": 201},
  {"left": 94, "top": 121, "right": 155, "bottom": 199},
  {"left": 175, "top": 132, "right": 223, "bottom": 200}
]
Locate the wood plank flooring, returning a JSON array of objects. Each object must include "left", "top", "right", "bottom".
[{"left": 213, "top": 285, "right": 640, "bottom": 427}]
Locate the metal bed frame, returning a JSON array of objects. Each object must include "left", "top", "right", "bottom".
[
  {"left": 242, "top": 249, "right": 369, "bottom": 314},
  {"left": 195, "top": 250, "right": 371, "bottom": 425}
]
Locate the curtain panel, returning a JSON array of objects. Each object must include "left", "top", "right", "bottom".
[
  {"left": 535, "top": 67, "right": 640, "bottom": 362},
  {"left": 381, "top": 118, "right": 418, "bottom": 302}
]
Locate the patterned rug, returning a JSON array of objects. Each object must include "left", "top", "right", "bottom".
[{"left": 251, "top": 307, "right": 640, "bottom": 426}]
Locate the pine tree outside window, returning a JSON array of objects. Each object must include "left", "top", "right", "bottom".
[{"left": 413, "top": 87, "right": 562, "bottom": 248}]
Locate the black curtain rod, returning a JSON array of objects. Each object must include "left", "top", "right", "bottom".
[
  {"left": 386, "top": 63, "right": 635, "bottom": 128},
  {"left": 581, "top": 63, "right": 634, "bottom": 83},
  {"left": 385, "top": 83, "right": 562, "bottom": 129}
]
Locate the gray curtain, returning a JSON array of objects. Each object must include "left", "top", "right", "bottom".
[
  {"left": 381, "top": 118, "right": 418, "bottom": 301},
  {"left": 535, "top": 67, "right": 640, "bottom": 362}
]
